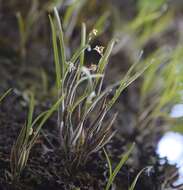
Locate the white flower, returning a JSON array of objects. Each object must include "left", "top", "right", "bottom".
[
  {"left": 87, "top": 91, "right": 96, "bottom": 103},
  {"left": 67, "top": 61, "right": 76, "bottom": 72},
  {"left": 89, "top": 29, "right": 98, "bottom": 41},
  {"left": 94, "top": 45, "right": 105, "bottom": 56}
]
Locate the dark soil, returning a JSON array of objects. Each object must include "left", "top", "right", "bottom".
[{"left": 0, "top": 92, "right": 177, "bottom": 190}]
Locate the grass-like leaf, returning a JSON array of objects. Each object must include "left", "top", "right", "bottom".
[
  {"left": 49, "top": 14, "right": 61, "bottom": 90},
  {"left": 103, "top": 148, "right": 112, "bottom": 177},
  {"left": 50, "top": 8, "right": 150, "bottom": 169},
  {"left": 54, "top": 8, "right": 67, "bottom": 77},
  {"left": 129, "top": 166, "right": 153, "bottom": 190},
  {"left": 80, "top": 23, "right": 86, "bottom": 67},
  {"left": 108, "top": 60, "right": 153, "bottom": 109},
  {"left": 10, "top": 95, "right": 64, "bottom": 181},
  {"left": 0, "top": 88, "right": 12, "bottom": 103},
  {"left": 105, "top": 143, "right": 135, "bottom": 190}
]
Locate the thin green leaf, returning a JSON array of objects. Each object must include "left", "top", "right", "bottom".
[
  {"left": 63, "top": 0, "right": 80, "bottom": 28},
  {"left": 0, "top": 88, "right": 12, "bottom": 103},
  {"left": 69, "top": 73, "right": 103, "bottom": 105},
  {"left": 54, "top": 7, "right": 67, "bottom": 76},
  {"left": 69, "top": 92, "right": 88, "bottom": 113},
  {"left": 97, "top": 39, "right": 115, "bottom": 75},
  {"left": 27, "top": 94, "right": 34, "bottom": 130},
  {"left": 70, "top": 44, "right": 89, "bottom": 64},
  {"left": 16, "top": 12, "right": 26, "bottom": 50},
  {"left": 108, "top": 61, "right": 153, "bottom": 109},
  {"left": 29, "top": 95, "right": 65, "bottom": 146},
  {"left": 93, "top": 11, "right": 110, "bottom": 36},
  {"left": 49, "top": 14, "right": 61, "bottom": 90},
  {"left": 129, "top": 166, "right": 152, "bottom": 190},
  {"left": 95, "top": 39, "right": 115, "bottom": 88},
  {"left": 105, "top": 143, "right": 135, "bottom": 190},
  {"left": 80, "top": 23, "right": 86, "bottom": 67},
  {"left": 103, "top": 148, "right": 112, "bottom": 177}
]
